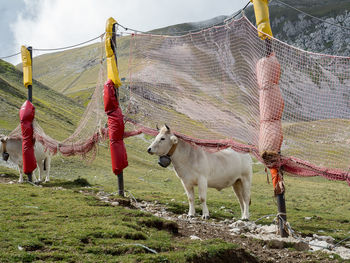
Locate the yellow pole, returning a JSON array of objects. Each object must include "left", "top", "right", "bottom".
[
  {"left": 105, "top": 17, "right": 122, "bottom": 88},
  {"left": 21, "top": 46, "right": 33, "bottom": 90},
  {"left": 105, "top": 17, "right": 124, "bottom": 197},
  {"left": 250, "top": 0, "right": 273, "bottom": 40}
]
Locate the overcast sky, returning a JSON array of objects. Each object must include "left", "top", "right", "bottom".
[{"left": 0, "top": 0, "right": 249, "bottom": 65}]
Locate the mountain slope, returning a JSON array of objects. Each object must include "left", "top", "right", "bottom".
[
  {"left": 20, "top": 0, "right": 350, "bottom": 97},
  {"left": 0, "top": 59, "right": 83, "bottom": 138},
  {"left": 244, "top": 0, "right": 350, "bottom": 56}
]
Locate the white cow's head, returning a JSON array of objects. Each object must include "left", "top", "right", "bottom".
[
  {"left": 147, "top": 124, "right": 178, "bottom": 156},
  {"left": 0, "top": 135, "right": 9, "bottom": 161}
]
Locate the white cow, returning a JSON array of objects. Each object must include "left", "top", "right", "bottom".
[
  {"left": 0, "top": 135, "right": 51, "bottom": 183},
  {"left": 147, "top": 125, "right": 253, "bottom": 220}
]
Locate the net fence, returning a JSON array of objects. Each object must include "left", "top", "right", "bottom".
[
  {"left": 6, "top": 15, "right": 350, "bottom": 184},
  {"left": 9, "top": 40, "right": 108, "bottom": 161},
  {"left": 120, "top": 16, "right": 350, "bottom": 184}
]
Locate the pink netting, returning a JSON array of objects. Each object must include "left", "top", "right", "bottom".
[
  {"left": 119, "top": 16, "right": 350, "bottom": 185},
  {"left": 9, "top": 42, "right": 108, "bottom": 161},
  {"left": 6, "top": 16, "right": 350, "bottom": 186}
]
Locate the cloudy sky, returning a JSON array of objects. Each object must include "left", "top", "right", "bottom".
[{"left": 0, "top": 0, "right": 249, "bottom": 65}]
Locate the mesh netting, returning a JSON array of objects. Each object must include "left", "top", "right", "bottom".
[
  {"left": 9, "top": 40, "right": 108, "bottom": 161},
  {"left": 120, "top": 16, "right": 350, "bottom": 184},
  {"left": 6, "top": 15, "right": 350, "bottom": 185}
]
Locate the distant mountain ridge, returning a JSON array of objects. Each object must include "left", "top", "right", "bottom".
[
  {"left": 151, "top": 0, "right": 350, "bottom": 56},
  {"left": 16, "top": 0, "right": 350, "bottom": 97}
]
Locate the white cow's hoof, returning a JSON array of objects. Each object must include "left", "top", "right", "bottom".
[
  {"left": 241, "top": 217, "right": 249, "bottom": 221},
  {"left": 186, "top": 214, "right": 195, "bottom": 219},
  {"left": 44, "top": 179, "right": 50, "bottom": 183},
  {"left": 18, "top": 179, "right": 23, "bottom": 183},
  {"left": 201, "top": 215, "right": 210, "bottom": 220}
]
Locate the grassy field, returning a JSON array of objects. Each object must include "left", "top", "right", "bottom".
[
  {"left": 0, "top": 167, "right": 242, "bottom": 263},
  {"left": 0, "top": 133, "right": 349, "bottom": 262},
  {"left": 1, "top": 57, "right": 350, "bottom": 262}
]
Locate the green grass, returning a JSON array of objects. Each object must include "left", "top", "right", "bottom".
[
  {"left": 2, "top": 133, "right": 349, "bottom": 244},
  {"left": 0, "top": 167, "right": 243, "bottom": 263}
]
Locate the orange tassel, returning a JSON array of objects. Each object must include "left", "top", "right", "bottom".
[{"left": 270, "top": 168, "right": 279, "bottom": 189}]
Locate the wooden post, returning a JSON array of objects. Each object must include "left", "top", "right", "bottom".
[
  {"left": 277, "top": 190, "right": 288, "bottom": 237},
  {"left": 27, "top": 46, "right": 33, "bottom": 103},
  {"left": 111, "top": 22, "right": 124, "bottom": 197},
  {"left": 26, "top": 46, "right": 33, "bottom": 182}
]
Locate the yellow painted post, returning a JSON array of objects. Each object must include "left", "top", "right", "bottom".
[
  {"left": 105, "top": 17, "right": 124, "bottom": 197},
  {"left": 20, "top": 45, "right": 34, "bottom": 182},
  {"left": 105, "top": 17, "right": 122, "bottom": 88},
  {"left": 250, "top": 0, "right": 273, "bottom": 39},
  {"left": 21, "top": 46, "right": 33, "bottom": 101}
]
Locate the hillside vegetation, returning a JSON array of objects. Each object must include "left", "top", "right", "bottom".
[
  {"left": 2, "top": 2, "right": 350, "bottom": 261},
  {"left": 0, "top": 59, "right": 83, "bottom": 138}
]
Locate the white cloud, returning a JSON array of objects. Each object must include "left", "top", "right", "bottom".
[{"left": 8, "top": 0, "right": 248, "bottom": 64}]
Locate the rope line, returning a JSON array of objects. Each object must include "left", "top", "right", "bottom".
[
  {"left": 274, "top": 0, "right": 350, "bottom": 31},
  {"left": 33, "top": 34, "right": 104, "bottom": 52},
  {"left": 0, "top": 34, "right": 104, "bottom": 60},
  {"left": 0, "top": 52, "right": 21, "bottom": 60}
]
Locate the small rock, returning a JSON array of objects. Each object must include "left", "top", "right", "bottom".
[
  {"left": 111, "top": 202, "right": 119, "bottom": 206},
  {"left": 190, "top": 235, "right": 202, "bottom": 240},
  {"left": 230, "top": 220, "right": 246, "bottom": 228},
  {"left": 223, "top": 219, "right": 232, "bottom": 224},
  {"left": 309, "top": 240, "right": 329, "bottom": 251},
  {"left": 230, "top": 227, "right": 241, "bottom": 235},
  {"left": 304, "top": 217, "right": 312, "bottom": 221},
  {"left": 220, "top": 206, "right": 225, "bottom": 210},
  {"left": 171, "top": 199, "right": 175, "bottom": 202},
  {"left": 267, "top": 240, "right": 285, "bottom": 249},
  {"left": 258, "top": 224, "right": 277, "bottom": 234},
  {"left": 313, "top": 234, "right": 335, "bottom": 244},
  {"left": 294, "top": 242, "right": 310, "bottom": 251}
]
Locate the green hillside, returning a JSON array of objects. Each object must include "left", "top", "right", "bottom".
[
  {"left": 0, "top": 59, "right": 83, "bottom": 138},
  {"left": 2, "top": 4, "right": 350, "bottom": 261}
]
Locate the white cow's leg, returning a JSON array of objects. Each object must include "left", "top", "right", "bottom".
[
  {"left": 18, "top": 164, "right": 23, "bottom": 183},
  {"left": 44, "top": 157, "right": 51, "bottom": 182},
  {"left": 36, "top": 160, "right": 43, "bottom": 182},
  {"left": 182, "top": 181, "right": 195, "bottom": 217},
  {"left": 233, "top": 179, "right": 247, "bottom": 220},
  {"left": 241, "top": 176, "right": 251, "bottom": 220},
  {"left": 198, "top": 177, "right": 209, "bottom": 219},
  {"left": 32, "top": 169, "right": 38, "bottom": 183}
]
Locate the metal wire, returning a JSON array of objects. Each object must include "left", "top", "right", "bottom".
[{"left": 0, "top": 51, "right": 21, "bottom": 60}]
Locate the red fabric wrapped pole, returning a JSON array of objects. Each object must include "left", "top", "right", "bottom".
[
  {"left": 19, "top": 100, "right": 37, "bottom": 174},
  {"left": 256, "top": 52, "right": 284, "bottom": 169},
  {"left": 104, "top": 79, "right": 128, "bottom": 175}
]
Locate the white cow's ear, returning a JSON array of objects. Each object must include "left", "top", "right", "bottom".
[{"left": 170, "top": 135, "right": 178, "bottom": 144}]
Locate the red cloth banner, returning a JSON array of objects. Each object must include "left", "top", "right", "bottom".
[
  {"left": 104, "top": 79, "right": 128, "bottom": 175},
  {"left": 257, "top": 53, "right": 284, "bottom": 158},
  {"left": 19, "top": 100, "right": 37, "bottom": 174}
]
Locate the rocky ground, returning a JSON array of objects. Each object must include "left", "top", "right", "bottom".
[{"left": 95, "top": 190, "right": 350, "bottom": 263}]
